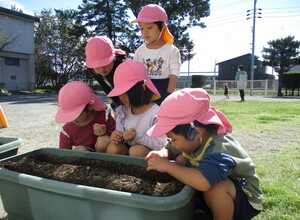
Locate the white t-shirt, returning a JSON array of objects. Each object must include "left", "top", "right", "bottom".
[
  {"left": 115, "top": 104, "right": 165, "bottom": 150},
  {"left": 134, "top": 43, "right": 181, "bottom": 79}
]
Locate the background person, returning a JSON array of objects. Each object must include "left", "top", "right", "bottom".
[
  {"left": 235, "top": 65, "right": 248, "bottom": 102},
  {"left": 223, "top": 82, "right": 229, "bottom": 99}
]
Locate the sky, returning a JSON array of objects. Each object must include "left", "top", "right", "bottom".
[{"left": 1, "top": 0, "right": 300, "bottom": 75}]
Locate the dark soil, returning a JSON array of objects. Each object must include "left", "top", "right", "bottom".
[{"left": 1, "top": 154, "right": 184, "bottom": 197}]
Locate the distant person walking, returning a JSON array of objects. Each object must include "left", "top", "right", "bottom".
[
  {"left": 235, "top": 65, "right": 248, "bottom": 102},
  {"left": 223, "top": 82, "right": 229, "bottom": 99}
]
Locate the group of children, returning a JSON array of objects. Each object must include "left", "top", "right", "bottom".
[{"left": 54, "top": 4, "right": 262, "bottom": 220}]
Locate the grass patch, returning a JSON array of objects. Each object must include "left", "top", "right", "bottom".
[
  {"left": 252, "top": 145, "right": 300, "bottom": 219},
  {"left": 257, "top": 116, "right": 290, "bottom": 123},
  {"left": 211, "top": 100, "right": 300, "bottom": 132},
  {"left": 211, "top": 100, "right": 300, "bottom": 219}
]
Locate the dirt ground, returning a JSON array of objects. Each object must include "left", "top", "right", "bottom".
[{"left": 0, "top": 93, "right": 299, "bottom": 219}]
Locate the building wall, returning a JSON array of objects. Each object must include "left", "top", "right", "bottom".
[
  {"left": 217, "top": 54, "right": 267, "bottom": 80},
  {"left": 0, "top": 9, "right": 37, "bottom": 91}
]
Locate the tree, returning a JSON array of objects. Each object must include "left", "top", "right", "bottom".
[
  {"left": 262, "top": 36, "right": 300, "bottom": 96},
  {"left": 0, "top": 29, "right": 17, "bottom": 51},
  {"left": 34, "top": 10, "right": 57, "bottom": 88},
  {"left": 76, "top": 0, "right": 210, "bottom": 62},
  {"left": 76, "top": 0, "right": 131, "bottom": 46},
  {"left": 35, "top": 9, "right": 87, "bottom": 88},
  {"left": 10, "top": 5, "right": 23, "bottom": 13}
]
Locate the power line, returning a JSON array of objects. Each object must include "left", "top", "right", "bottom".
[{"left": 203, "top": 0, "right": 300, "bottom": 28}]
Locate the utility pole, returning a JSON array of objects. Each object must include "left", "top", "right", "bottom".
[
  {"left": 250, "top": 0, "right": 257, "bottom": 96},
  {"left": 247, "top": 0, "right": 261, "bottom": 96}
]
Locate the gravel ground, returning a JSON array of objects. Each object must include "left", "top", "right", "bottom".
[{"left": 0, "top": 93, "right": 299, "bottom": 219}]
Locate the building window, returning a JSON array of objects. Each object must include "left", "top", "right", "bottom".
[
  {"left": 11, "top": 76, "right": 17, "bottom": 80},
  {"left": 4, "top": 58, "right": 20, "bottom": 66}
]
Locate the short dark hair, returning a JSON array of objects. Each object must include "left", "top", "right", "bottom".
[
  {"left": 238, "top": 65, "right": 244, "bottom": 70},
  {"left": 172, "top": 121, "right": 217, "bottom": 138},
  {"left": 126, "top": 81, "right": 153, "bottom": 107},
  {"left": 154, "top": 21, "right": 164, "bottom": 31}
]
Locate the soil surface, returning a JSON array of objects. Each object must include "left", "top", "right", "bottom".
[{"left": 1, "top": 154, "right": 184, "bottom": 197}]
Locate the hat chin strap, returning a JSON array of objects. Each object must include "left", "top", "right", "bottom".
[{"left": 148, "top": 26, "right": 165, "bottom": 45}]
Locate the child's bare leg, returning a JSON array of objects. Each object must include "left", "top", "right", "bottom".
[
  {"left": 107, "top": 142, "right": 129, "bottom": 155},
  {"left": 129, "top": 144, "right": 150, "bottom": 157},
  {"left": 203, "top": 179, "right": 236, "bottom": 220},
  {"left": 73, "top": 145, "right": 89, "bottom": 151},
  {"left": 95, "top": 135, "right": 110, "bottom": 153}
]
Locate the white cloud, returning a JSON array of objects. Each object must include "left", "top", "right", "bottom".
[{"left": 0, "top": 0, "right": 34, "bottom": 15}]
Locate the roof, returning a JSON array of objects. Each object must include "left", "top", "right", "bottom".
[
  {"left": 216, "top": 53, "right": 260, "bottom": 65},
  {"left": 0, "top": 6, "right": 39, "bottom": 23}
]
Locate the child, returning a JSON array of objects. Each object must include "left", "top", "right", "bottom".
[
  {"left": 85, "top": 36, "right": 127, "bottom": 109},
  {"left": 106, "top": 60, "right": 165, "bottom": 157},
  {"left": 55, "top": 81, "right": 116, "bottom": 152},
  {"left": 131, "top": 4, "right": 181, "bottom": 105},
  {"left": 145, "top": 88, "right": 263, "bottom": 220},
  {"left": 223, "top": 82, "right": 229, "bottom": 99}
]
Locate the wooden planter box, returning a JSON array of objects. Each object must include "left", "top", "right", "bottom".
[
  {"left": 0, "top": 137, "right": 23, "bottom": 159},
  {"left": 0, "top": 148, "right": 196, "bottom": 220}
]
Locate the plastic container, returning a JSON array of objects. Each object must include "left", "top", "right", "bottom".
[
  {"left": 0, "top": 148, "right": 196, "bottom": 220},
  {"left": 0, "top": 137, "right": 23, "bottom": 159}
]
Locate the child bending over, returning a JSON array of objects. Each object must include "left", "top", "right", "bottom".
[
  {"left": 146, "top": 88, "right": 263, "bottom": 220},
  {"left": 55, "top": 81, "right": 115, "bottom": 152}
]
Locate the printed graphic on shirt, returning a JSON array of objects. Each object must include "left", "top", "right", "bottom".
[{"left": 142, "top": 57, "right": 164, "bottom": 76}]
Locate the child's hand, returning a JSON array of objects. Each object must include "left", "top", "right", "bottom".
[
  {"left": 123, "top": 128, "right": 136, "bottom": 141},
  {"left": 93, "top": 124, "right": 106, "bottom": 136},
  {"left": 145, "top": 150, "right": 165, "bottom": 160},
  {"left": 110, "top": 130, "right": 123, "bottom": 144},
  {"left": 147, "top": 157, "right": 170, "bottom": 173}
]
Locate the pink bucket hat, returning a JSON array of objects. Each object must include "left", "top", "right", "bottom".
[
  {"left": 147, "top": 88, "right": 233, "bottom": 137},
  {"left": 85, "top": 36, "right": 125, "bottom": 68},
  {"left": 131, "top": 4, "right": 174, "bottom": 44},
  {"left": 55, "top": 81, "right": 107, "bottom": 123},
  {"left": 107, "top": 60, "right": 160, "bottom": 100}
]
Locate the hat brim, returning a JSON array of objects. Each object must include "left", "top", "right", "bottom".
[
  {"left": 108, "top": 79, "right": 161, "bottom": 99},
  {"left": 55, "top": 94, "right": 107, "bottom": 123},
  {"left": 145, "top": 78, "right": 161, "bottom": 98},
  {"left": 91, "top": 94, "right": 107, "bottom": 111},
  {"left": 55, "top": 105, "right": 85, "bottom": 123},
  {"left": 147, "top": 121, "right": 175, "bottom": 137},
  {"left": 85, "top": 54, "right": 114, "bottom": 68},
  {"left": 131, "top": 18, "right": 161, "bottom": 23},
  {"left": 107, "top": 83, "right": 136, "bottom": 97}
]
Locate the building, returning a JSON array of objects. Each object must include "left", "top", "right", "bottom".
[
  {"left": 217, "top": 53, "right": 274, "bottom": 80},
  {"left": 0, "top": 6, "right": 39, "bottom": 91}
]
